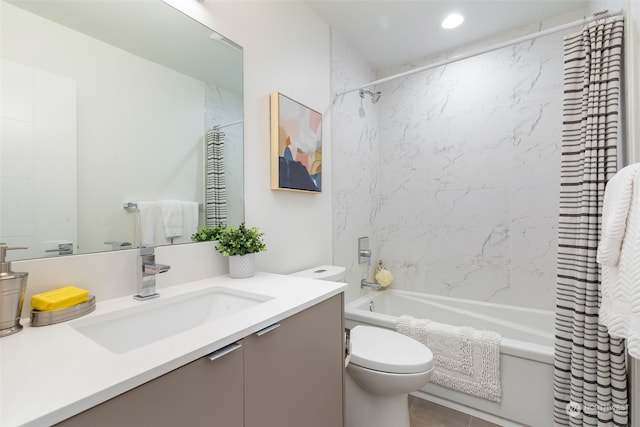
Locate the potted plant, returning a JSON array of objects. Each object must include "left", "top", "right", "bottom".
[
  {"left": 191, "top": 224, "right": 227, "bottom": 243},
  {"left": 193, "top": 223, "right": 266, "bottom": 278}
]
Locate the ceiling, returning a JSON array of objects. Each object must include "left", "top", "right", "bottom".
[
  {"left": 7, "top": 0, "right": 243, "bottom": 93},
  {"left": 306, "top": 0, "right": 591, "bottom": 71}
]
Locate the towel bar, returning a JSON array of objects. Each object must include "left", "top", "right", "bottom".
[{"left": 123, "top": 202, "right": 203, "bottom": 211}]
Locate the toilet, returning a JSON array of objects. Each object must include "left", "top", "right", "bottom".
[{"left": 291, "top": 266, "right": 434, "bottom": 427}]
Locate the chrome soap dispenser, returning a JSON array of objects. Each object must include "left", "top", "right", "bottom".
[{"left": 0, "top": 245, "right": 28, "bottom": 337}]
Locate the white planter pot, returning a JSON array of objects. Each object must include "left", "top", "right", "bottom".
[{"left": 228, "top": 253, "right": 256, "bottom": 278}]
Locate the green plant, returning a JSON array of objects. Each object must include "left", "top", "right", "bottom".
[
  {"left": 215, "top": 223, "right": 267, "bottom": 256},
  {"left": 191, "top": 224, "right": 227, "bottom": 242}
]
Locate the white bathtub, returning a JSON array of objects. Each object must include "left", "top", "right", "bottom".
[{"left": 345, "top": 289, "right": 555, "bottom": 427}]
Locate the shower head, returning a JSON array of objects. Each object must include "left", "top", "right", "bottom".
[{"left": 359, "top": 89, "right": 382, "bottom": 104}]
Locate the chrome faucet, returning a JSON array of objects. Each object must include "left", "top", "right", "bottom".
[
  {"left": 361, "top": 279, "right": 384, "bottom": 291},
  {"left": 134, "top": 246, "right": 171, "bottom": 301}
]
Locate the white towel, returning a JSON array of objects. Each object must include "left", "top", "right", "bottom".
[
  {"left": 171, "top": 201, "right": 199, "bottom": 244},
  {"left": 598, "top": 164, "right": 640, "bottom": 358},
  {"left": 136, "top": 201, "right": 170, "bottom": 247},
  {"left": 161, "top": 200, "right": 185, "bottom": 238},
  {"left": 396, "top": 315, "right": 502, "bottom": 402},
  {"left": 597, "top": 164, "right": 640, "bottom": 266}
]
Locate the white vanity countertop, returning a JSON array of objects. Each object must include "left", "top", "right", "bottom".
[{"left": 0, "top": 272, "right": 346, "bottom": 427}]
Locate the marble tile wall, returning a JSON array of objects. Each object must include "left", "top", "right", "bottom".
[
  {"left": 205, "top": 83, "right": 244, "bottom": 225},
  {"left": 376, "top": 33, "right": 563, "bottom": 310},
  {"left": 331, "top": 30, "right": 380, "bottom": 303},
  {"left": 332, "top": 27, "right": 564, "bottom": 310}
]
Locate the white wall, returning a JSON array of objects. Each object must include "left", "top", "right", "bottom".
[
  {"left": 165, "top": 0, "right": 333, "bottom": 274},
  {"left": 11, "top": 0, "right": 333, "bottom": 316},
  {"left": 1, "top": 60, "right": 78, "bottom": 260},
  {"left": 2, "top": 3, "right": 205, "bottom": 255}
]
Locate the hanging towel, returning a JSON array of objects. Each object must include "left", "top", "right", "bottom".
[
  {"left": 598, "top": 163, "right": 640, "bottom": 358},
  {"left": 136, "top": 201, "right": 170, "bottom": 247},
  {"left": 171, "top": 201, "right": 199, "bottom": 245},
  {"left": 396, "top": 315, "right": 502, "bottom": 402},
  {"left": 597, "top": 164, "right": 640, "bottom": 266},
  {"left": 161, "top": 200, "right": 185, "bottom": 238}
]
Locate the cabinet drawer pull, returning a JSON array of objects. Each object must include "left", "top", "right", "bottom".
[
  {"left": 206, "top": 342, "right": 242, "bottom": 361},
  {"left": 255, "top": 323, "right": 280, "bottom": 336}
]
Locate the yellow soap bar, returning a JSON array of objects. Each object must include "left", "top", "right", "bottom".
[{"left": 31, "top": 286, "right": 89, "bottom": 311}]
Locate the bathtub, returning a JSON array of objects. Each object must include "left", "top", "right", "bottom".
[{"left": 345, "top": 289, "right": 555, "bottom": 427}]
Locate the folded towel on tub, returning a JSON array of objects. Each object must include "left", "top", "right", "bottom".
[{"left": 396, "top": 315, "right": 502, "bottom": 402}]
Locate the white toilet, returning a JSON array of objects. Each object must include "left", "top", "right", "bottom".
[
  {"left": 291, "top": 265, "right": 434, "bottom": 427},
  {"left": 346, "top": 325, "right": 433, "bottom": 427}
]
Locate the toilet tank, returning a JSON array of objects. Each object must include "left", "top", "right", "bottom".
[{"left": 290, "top": 265, "right": 346, "bottom": 282}]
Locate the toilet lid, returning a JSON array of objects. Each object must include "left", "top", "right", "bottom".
[{"left": 349, "top": 326, "right": 433, "bottom": 374}]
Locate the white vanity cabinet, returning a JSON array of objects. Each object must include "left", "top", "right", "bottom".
[{"left": 56, "top": 293, "right": 344, "bottom": 427}]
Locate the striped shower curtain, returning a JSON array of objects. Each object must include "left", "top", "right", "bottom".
[
  {"left": 205, "top": 127, "right": 227, "bottom": 227},
  {"left": 553, "top": 16, "right": 627, "bottom": 426}
]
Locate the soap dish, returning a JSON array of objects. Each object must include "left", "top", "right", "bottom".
[{"left": 30, "top": 295, "right": 96, "bottom": 327}]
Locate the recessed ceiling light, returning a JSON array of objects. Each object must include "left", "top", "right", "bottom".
[{"left": 442, "top": 13, "right": 464, "bottom": 30}]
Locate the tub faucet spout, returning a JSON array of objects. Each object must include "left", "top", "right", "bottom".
[
  {"left": 134, "top": 246, "right": 170, "bottom": 301},
  {"left": 361, "top": 279, "right": 384, "bottom": 291}
]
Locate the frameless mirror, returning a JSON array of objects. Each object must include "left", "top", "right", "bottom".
[{"left": 1, "top": 0, "right": 244, "bottom": 261}]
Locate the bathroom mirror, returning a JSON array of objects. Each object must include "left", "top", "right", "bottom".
[{"left": 0, "top": 0, "right": 244, "bottom": 261}]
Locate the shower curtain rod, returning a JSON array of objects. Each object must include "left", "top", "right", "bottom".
[
  {"left": 213, "top": 119, "right": 243, "bottom": 130},
  {"left": 334, "top": 9, "right": 623, "bottom": 98}
]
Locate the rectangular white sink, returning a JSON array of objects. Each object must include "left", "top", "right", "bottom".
[{"left": 70, "top": 287, "right": 272, "bottom": 353}]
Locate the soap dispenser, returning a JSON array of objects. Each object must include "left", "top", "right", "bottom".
[{"left": 0, "top": 245, "right": 28, "bottom": 337}]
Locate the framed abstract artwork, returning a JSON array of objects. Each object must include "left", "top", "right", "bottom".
[{"left": 270, "top": 92, "right": 322, "bottom": 192}]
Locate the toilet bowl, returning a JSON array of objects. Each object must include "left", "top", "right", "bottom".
[
  {"left": 290, "top": 266, "right": 434, "bottom": 427},
  {"left": 346, "top": 325, "right": 433, "bottom": 427}
]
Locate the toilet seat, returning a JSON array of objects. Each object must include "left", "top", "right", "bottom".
[{"left": 349, "top": 326, "right": 433, "bottom": 374}]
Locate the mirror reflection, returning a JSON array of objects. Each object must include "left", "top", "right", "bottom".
[{"left": 0, "top": 0, "right": 244, "bottom": 261}]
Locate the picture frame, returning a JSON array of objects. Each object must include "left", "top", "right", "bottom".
[{"left": 270, "top": 92, "right": 322, "bottom": 193}]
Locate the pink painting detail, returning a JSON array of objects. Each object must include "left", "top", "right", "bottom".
[{"left": 276, "top": 93, "right": 322, "bottom": 192}]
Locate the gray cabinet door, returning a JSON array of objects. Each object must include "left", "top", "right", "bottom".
[
  {"left": 56, "top": 341, "right": 244, "bottom": 427},
  {"left": 244, "top": 294, "right": 345, "bottom": 427}
]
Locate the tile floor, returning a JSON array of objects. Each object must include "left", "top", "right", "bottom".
[{"left": 409, "top": 396, "right": 501, "bottom": 427}]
